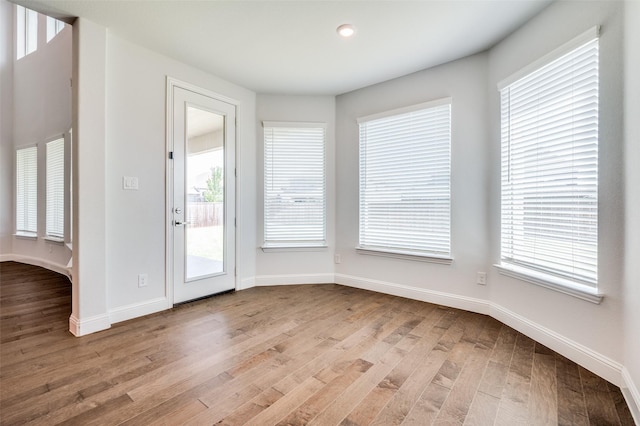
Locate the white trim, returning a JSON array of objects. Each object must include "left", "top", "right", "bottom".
[
  {"left": 489, "top": 303, "right": 622, "bottom": 386},
  {"left": 166, "top": 77, "right": 240, "bottom": 107},
  {"left": 356, "top": 247, "right": 453, "bottom": 265},
  {"left": 262, "top": 121, "right": 327, "bottom": 129},
  {"left": 254, "top": 273, "right": 335, "bottom": 287},
  {"left": 622, "top": 368, "right": 640, "bottom": 425},
  {"left": 44, "top": 236, "right": 65, "bottom": 244},
  {"left": 1, "top": 254, "right": 71, "bottom": 279},
  {"left": 237, "top": 276, "right": 256, "bottom": 291},
  {"left": 334, "top": 273, "right": 489, "bottom": 315},
  {"left": 357, "top": 97, "right": 452, "bottom": 124},
  {"left": 13, "top": 232, "right": 37, "bottom": 240},
  {"left": 68, "top": 313, "right": 110, "bottom": 337},
  {"left": 261, "top": 245, "right": 328, "bottom": 253},
  {"left": 109, "top": 297, "right": 171, "bottom": 324},
  {"left": 498, "top": 26, "right": 600, "bottom": 90},
  {"left": 495, "top": 264, "right": 603, "bottom": 304}
]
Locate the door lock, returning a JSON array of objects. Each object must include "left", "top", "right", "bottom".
[{"left": 174, "top": 220, "right": 190, "bottom": 226}]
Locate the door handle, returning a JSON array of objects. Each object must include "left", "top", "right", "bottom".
[{"left": 174, "top": 220, "right": 190, "bottom": 226}]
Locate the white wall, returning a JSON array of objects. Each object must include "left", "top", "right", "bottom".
[
  {"left": 0, "top": 0, "right": 13, "bottom": 255},
  {"left": 335, "top": 52, "right": 491, "bottom": 311},
  {"left": 254, "top": 94, "right": 336, "bottom": 285},
  {"left": 488, "top": 0, "right": 624, "bottom": 381},
  {"left": 6, "top": 5, "right": 72, "bottom": 271},
  {"left": 103, "top": 33, "right": 256, "bottom": 319},
  {"left": 623, "top": 0, "right": 640, "bottom": 420}
]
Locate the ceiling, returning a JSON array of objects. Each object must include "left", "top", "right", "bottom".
[{"left": 22, "top": 0, "right": 553, "bottom": 95}]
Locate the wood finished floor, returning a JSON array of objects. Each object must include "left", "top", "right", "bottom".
[{"left": 0, "top": 261, "right": 635, "bottom": 426}]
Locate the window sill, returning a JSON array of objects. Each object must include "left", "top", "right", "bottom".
[
  {"left": 44, "top": 236, "right": 65, "bottom": 244},
  {"left": 356, "top": 247, "right": 453, "bottom": 265},
  {"left": 261, "top": 244, "right": 327, "bottom": 253},
  {"left": 495, "top": 263, "right": 603, "bottom": 304},
  {"left": 14, "top": 232, "right": 37, "bottom": 240}
]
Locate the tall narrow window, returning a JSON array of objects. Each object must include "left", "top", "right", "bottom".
[
  {"left": 263, "top": 122, "right": 326, "bottom": 248},
  {"left": 46, "top": 16, "right": 65, "bottom": 42},
  {"left": 358, "top": 98, "right": 451, "bottom": 260},
  {"left": 499, "top": 28, "right": 599, "bottom": 296},
  {"left": 16, "top": 5, "right": 38, "bottom": 59},
  {"left": 16, "top": 146, "right": 38, "bottom": 235},
  {"left": 46, "top": 138, "right": 65, "bottom": 240}
]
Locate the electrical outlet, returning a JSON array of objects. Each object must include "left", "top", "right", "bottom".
[
  {"left": 334, "top": 254, "right": 342, "bottom": 264},
  {"left": 123, "top": 176, "right": 139, "bottom": 190},
  {"left": 476, "top": 272, "right": 487, "bottom": 285},
  {"left": 138, "top": 273, "right": 148, "bottom": 288}
]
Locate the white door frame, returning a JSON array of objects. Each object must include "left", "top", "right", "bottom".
[{"left": 165, "top": 77, "right": 239, "bottom": 305}]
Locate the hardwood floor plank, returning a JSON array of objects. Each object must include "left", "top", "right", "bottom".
[
  {"left": 580, "top": 366, "right": 624, "bottom": 425},
  {"left": 401, "top": 382, "right": 451, "bottom": 425},
  {"left": 556, "top": 353, "right": 589, "bottom": 426},
  {"left": 494, "top": 333, "right": 535, "bottom": 425},
  {"left": 527, "top": 344, "right": 558, "bottom": 425},
  {"left": 607, "top": 381, "right": 637, "bottom": 426},
  {"left": 463, "top": 389, "right": 501, "bottom": 426},
  {"left": 331, "top": 341, "right": 418, "bottom": 425},
  {"left": 431, "top": 317, "right": 496, "bottom": 424},
  {"left": 367, "top": 311, "right": 476, "bottom": 425},
  {"left": 276, "top": 358, "right": 373, "bottom": 425}
]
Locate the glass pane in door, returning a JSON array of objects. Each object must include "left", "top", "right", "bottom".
[{"left": 185, "top": 106, "right": 225, "bottom": 280}]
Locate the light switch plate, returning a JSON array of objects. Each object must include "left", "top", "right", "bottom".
[{"left": 123, "top": 176, "right": 139, "bottom": 190}]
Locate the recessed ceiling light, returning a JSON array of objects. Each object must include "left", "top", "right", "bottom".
[{"left": 337, "top": 24, "right": 356, "bottom": 38}]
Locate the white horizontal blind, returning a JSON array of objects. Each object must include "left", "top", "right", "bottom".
[
  {"left": 264, "top": 123, "right": 326, "bottom": 246},
  {"left": 46, "top": 138, "right": 65, "bottom": 239},
  {"left": 16, "top": 146, "right": 38, "bottom": 234},
  {"left": 358, "top": 100, "right": 451, "bottom": 256},
  {"left": 500, "top": 36, "right": 599, "bottom": 287}
]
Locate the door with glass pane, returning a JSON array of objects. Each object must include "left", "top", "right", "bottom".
[{"left": 171, "top": 86, "right": 235, "bottom": 303}]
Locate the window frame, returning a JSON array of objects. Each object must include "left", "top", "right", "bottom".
[
  {"left": 496, "top": 26, "right": 602, "bottom": 304},
  {"left": 262, "top": 121, "right": 327, "bottom": 250},
  {"left": 357, "top": 97, "right": 453, "bottom": 264}
]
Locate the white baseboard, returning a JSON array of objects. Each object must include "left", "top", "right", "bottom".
[
  {"left": 1, "top": 254, "right": 71, "bottom": 279},
  {"left": 489, "top": 303, "right": 624, "bottom": 387},
  {"left": 237, "top": 276, "right": 256, "bottom": 291},
  {"left": 254, "top": 273, "right": 335, "bottom": 287},
  {"left": 69, "top": 313, "right": 111, "bottom": 337},
  {"left": 108, "top": 297, "right": 171, "bottom": 324},
  {"left": 335, "top": 273, "right": 490, "bottom": 315},
  {"left": 622, "top": 367, "right": 640, "bottom": 424}
]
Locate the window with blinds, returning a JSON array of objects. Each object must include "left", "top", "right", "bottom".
[
  {"left": 263, "top": 122, "right": 326, "bottom": 247},
  {"left": 499, "top": 28, "right": 599, "bottom": 290},
  {"left": 46, "top": 138, "right": 65, "bottom": 240},
  {"left": 358, "top": 98, "right": 451, "bottom": 259},
  {"left": 16, "top": 146, "right": 38, "bottom": 235}
]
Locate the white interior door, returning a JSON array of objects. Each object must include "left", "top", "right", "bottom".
[{"left": 171, "top": 86, "right": 236, "bottom": 303}]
